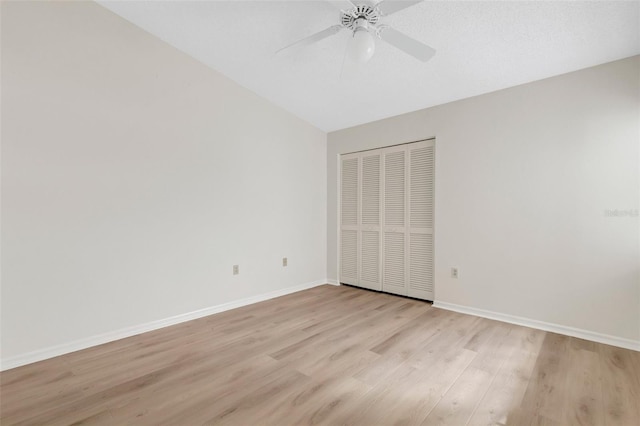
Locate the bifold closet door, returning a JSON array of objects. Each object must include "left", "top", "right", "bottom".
[
  {"left": 359, "top": 152, "right": 382, "bottom": 290},
  {"left": 382, "top": 145, "right": 407, "bottom": 296},
  {"left": 339, "top": 152, "right": 382, "bottom": 291},
  {"left": 340, "top": 153, "right": 359, "bottom": 286},
  {"left": 407, "top": 140, "right": 434, "bottom": 300},
  {"left": 340, "top": 139, "right": 434, "bottom": 301}
]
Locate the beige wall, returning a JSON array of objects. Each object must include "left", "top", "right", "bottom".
[
  {"left": 328, "top": 56, "right": 640, "bottom": 343},
  {"left": 1, "top": 1, "right": 327, "bottom": 362}
]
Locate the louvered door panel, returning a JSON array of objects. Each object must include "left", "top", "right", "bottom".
[
  {"left": 340, "top": 155, "right": 359, "bottom": 286},
  {"left": 410, "top": 145, "right": 434, "bottom": 229},
  {"left": 361, "top": 155, "right": 380, "bottom": 226},
  {"left": 384, "top": 150, "right": 405, "bottom": 227},
  {"left": 360, "top": 230, "right": 380, "bottom": 289},
  {"left": 341, "top": 230, "right": 358, "bottom": 285},
  {"left": 383, "top": 232, "right": 405, "bottom": 295},
  {"left": 341, "top": 157, "right": 359, "bottom": 227},
  {"left": 382, "top": 146, "right": 408, "bottom": 296},
  {"left": 409, "top": 233, "right": 433, "bottom": 298},
  {"left": 408, "top": 140, "right": 435, "bottom": 300},
  {"left": 359, "top": 153, "right": 382, "bottom": 290}
]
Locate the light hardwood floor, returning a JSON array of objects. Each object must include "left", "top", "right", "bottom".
[{"left": 1, "top": 284, "right": 639, "bottom": 425}]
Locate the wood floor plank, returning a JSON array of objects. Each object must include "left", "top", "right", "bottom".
[
  {"left": 333, "top": 331, "right": 480, "bottom": 426},
  {"left": 420, "top": 366, "right": 494, "bottom": 426},
  {"left": 106, "top": 354, "right": 284, "bottom": 424},
  {"left": 2, "top": 284, "right": 639, "bottom": 426},
  {"left": 466, "top": 326, "right": 545, "bottom": 426},
  {"left": 561, "top": 342, "right": 604, "bottom": 426},
  {"left": 513, "top": 332, "right": 572, "bottom": 424},
  {"left": 599, "top": 343, "right": 640, "bottom": 426}
]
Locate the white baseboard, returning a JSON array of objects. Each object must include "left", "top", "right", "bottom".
[
  {"left": 433, "top": 301, "right": 640, "bottom": 352},
  {"left": 0, "top": 279, "right": 330, "bottom": 371},
  {"left": 327, "top": 278, "right": 340, "bottom": 286}
]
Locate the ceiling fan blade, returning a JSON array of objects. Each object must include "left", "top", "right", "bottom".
[
  {"left": 326, "top": 0, "right": 357, "bottom": 11},
  {"left": 376, "top": 0, "right": 424, "bottom": 16},
  {"left": 276, "top": 25, "right": 344, "bottom": 55},
  {"left": 377, "top": 26, "right": 435, "bottom": 62}
]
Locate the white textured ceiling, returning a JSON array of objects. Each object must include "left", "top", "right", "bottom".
[{"left": 98, "top": 0, "right": 640, "bottom": 132}]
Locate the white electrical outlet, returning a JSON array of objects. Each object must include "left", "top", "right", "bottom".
[
  {"left": 282, "top": 257, "right": 288, "bottom": 267},
  {"left": 233, "top": 265, "right": 239, "bottom": 275},
  {"left": 451, "top": 268, "right": 459, "bottom": 279}
]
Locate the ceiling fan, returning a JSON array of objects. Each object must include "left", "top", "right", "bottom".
[{"left": 277, "top": 0, "right": 435, "bottom": 64}]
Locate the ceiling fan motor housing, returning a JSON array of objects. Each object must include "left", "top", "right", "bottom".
[{"left": 340, "top": 4, "right": 379, "bottom": 31}]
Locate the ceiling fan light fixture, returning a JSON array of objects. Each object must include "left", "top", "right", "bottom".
[
  {"left": 277, "top": 1, "right": 435, "bottom": 66},
  {"left": 350, "top": 26, "right": 375, "bottom": 63}
]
